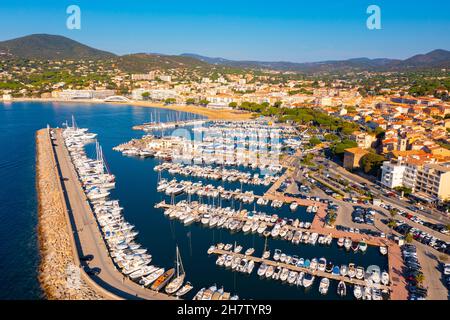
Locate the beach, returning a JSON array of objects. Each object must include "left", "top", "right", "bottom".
[{"left": 13, "top": 98, "right": 254, "bottom": 121}]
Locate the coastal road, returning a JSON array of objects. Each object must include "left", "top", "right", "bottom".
[{"left": 53, "top": 130, "right": 175, "bottom": 300}]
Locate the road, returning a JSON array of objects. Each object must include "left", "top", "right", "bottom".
[{"left": 53, "top": 129, "right": 175, "bottom": 300}]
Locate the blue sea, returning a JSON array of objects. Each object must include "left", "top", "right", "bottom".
[{"left": 0, "top": 101, "right": 387, "bottom": 300}]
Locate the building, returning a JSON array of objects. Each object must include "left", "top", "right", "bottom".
[
  {"left": 380, "top": 160, "right": 407, "bottom": 188},
  {"left": 415, "top": 162, "right": 450, "bottom": 201},
  {"left": 343, "top": 147, "right": 369, "bottom": 170},
  {"left": 350, "top": 131, "right": 377, "bottom": 149},
  {"left": 131, "top": 72, "right": 155, "bottom": 81},
  {"left": 55, "top": 89, "right": 115, "bottom": 100}
]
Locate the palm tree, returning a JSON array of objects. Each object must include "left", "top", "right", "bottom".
[{"left": 415, "top": 273, "right": 425, "bottom": 286}]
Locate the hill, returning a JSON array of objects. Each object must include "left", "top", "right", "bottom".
[{"left": 0, "top": 34, "right": 116, "bottom": 60}]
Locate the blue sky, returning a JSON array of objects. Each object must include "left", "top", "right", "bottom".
[{"left": 0, "top": 0, "right": 449, "bottom": 62}]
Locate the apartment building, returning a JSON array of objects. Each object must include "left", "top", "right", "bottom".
[
  {"left": 415, "top": 163, "right": 450, "bottom": 201},
  {"left": 381, "top": 156, "right": 450, "bottom": 201}
]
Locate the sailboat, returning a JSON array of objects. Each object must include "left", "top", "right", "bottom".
[{"left": 165, "top": 246, "right": 186, "bottom": 294}]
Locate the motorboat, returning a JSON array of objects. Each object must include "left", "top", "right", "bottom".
[
  {"left": 296, "top": 272, "right": 304, "bottom": 286},
  {"left": 355, "top": 266, "right": 365, "bottom": 280},
  {"left": 344, "top": 238, "right": 352, "bottom": 251},
  {"left": 280, "top": 268, "right": 289, "bottom": 282},
  {"left": 319, "top": 278, "right": 330, "bottom": 295},
  {"left": 257, "top": 263, "right": 268, "bottom": 277},
  {"left": 265, "top": 265, "right": 275, "bottom": 278},
  {"left": 139, "top": 268, "right": 164, "bottom": 287},
  {"left": 353, "top": 285, "right": 363, "bottom": 300},
  {"left": 244, "top": 248, "right": 255, "bottom": 256},
  {"left": 325, "top": 262, "right": 333, "bottom": 273},
  {"left": 337, "top": 237, "right": 344, "bottom": 247},
  {"left": 337, "top": 281, "right": 347, "bottom": 297},
  {"left": 340, "top": 265, "right": 348, "bottom": 277},
  {"left": 290, "top": 202, "right": 298, "bottom": 211},
  {"left": 348, "top": 263, "right": 356, "bottom": 278},
  {"left": 262, "top": 250, "right": 270, "bottom": 259},
  {"left": 381, "top": 271, "right": 390, "bottom": 285},
  {"left": 176, "top": 282, "right": 194, "bottom": 297},
  {"left": 287, "top": 271, "right": 298, "bottom": 284},
  {"left": 379, "top": 246, "right": 388, "bottom": 255},
  {"left": 310, "top": 258, "right": 318, "bottom": 271},
  {"left": 302, "top": 274, "right": 315, "bottom": 288},
  {"left": 318, "top": 258, "right": 326, "bottom": 272},
  {"left": 359, "top": 241, "right": 368, "bottom": 253},
  {"left": 151, "top": 268, "right": 175, "bottom": 291},
  {"left": 273, "top": 249, "right": 281, "bottom": 261}
]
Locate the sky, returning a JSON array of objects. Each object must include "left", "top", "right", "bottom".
[{"left": 0, "top": 0, "right": 449, "bottom": 62}]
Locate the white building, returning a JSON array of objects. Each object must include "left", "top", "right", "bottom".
[{"left": 380, "top": 160, "right": 406, "bottom": 188}]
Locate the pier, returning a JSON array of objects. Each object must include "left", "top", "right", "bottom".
[
  {"left": 209, "top": 248, "right": 391, "bottom": 291},
  {"left": 50, "top": 128, "right": 175, "bottom": 300}
]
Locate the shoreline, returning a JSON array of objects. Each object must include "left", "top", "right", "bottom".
[{"left": 9, "top": 98, "right": 255, "bottom": 121}]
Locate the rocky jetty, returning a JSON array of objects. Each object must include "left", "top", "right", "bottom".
[{"left": 36, "top": 129, "right": 103, "bottom": 300}]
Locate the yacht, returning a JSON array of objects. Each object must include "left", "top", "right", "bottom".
[
  {"left": 381, "top": 271, "right": 390, "bottom": 285},
  {"left": 296, "top": 272, "right": 304, "bottom": 286},
  {"left": 302, "top": 274, "right": 315, "bottom": 288},
  {"left": 287, "top": 271, "right": 298, "bottom": 284},
  {"left": 290, "top": 202, "right": 298, "bottom": 211},
  {"left": 244, "top": 248, "right": 255, "bottom": 256},
  {"left": 348, "top": 263, "right": 356, "bottom": 278},
  {"left": 337, "top": 281, "right": 347, "bottom": 297},
  {"left": 310, "top": 258, "right": 318, "bottom": 271},
  {"left": 273, "top": 249, "right": 281, "bottom": 261},
  {"left": 262, "top": 250, "right": 271, "bottom": 259},
  {"left": 353, "top": 285, "right": 363, "bottom": 300},
  {"left": 355, "top": 266, "right": 365, "bottom": 280},
  {"left": 359, "top": 241, "right": 368, "bottom": 253},
  {"left": 280, "top": 268, "right": 289, "bottom": 282},
  {"left": 265, "top": 265, "right": 275, "bottom": 278},
  {"left": 165, "top": 247, "right": 186, "bottom": 295},
  {"left": 318, "top": 258, "right": 326, "bottom": 272},
  {"left": 257, "top": 263, "right": 268, "bottom": 277},
  {"left": 139, "top": 268, "right": 165, "bottom": 287},
  {"left": 151, "top": 268, "right": 175, "bottom": 291},
  {"left": 176, "top": 282, "right": 194, "bottom": 297},
  {"left": 192, "top": 288, "right": 205, "bottom": 300},
  {"left": 340, "top": 265, "right": 348, "bottom": 277},
  {"left": 344, "top": 238, "right": 352, "bottom": 251},
  {"left": 379, "top": 246, "right": 388, "bottom": 255},
  {"left": 319, "top": 278, "right": 330, "bottom": 295}
]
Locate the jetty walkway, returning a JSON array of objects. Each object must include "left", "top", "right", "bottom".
[{"left": 50, "top": 128, "right": 175, "bottom": 300}]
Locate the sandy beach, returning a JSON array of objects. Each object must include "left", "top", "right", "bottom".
[{"left": 11, "top": 98, "right": 255, "bottom": 121}]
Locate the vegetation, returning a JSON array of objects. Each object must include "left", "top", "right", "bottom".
[
  {"left": 330, "top": 139, "right": 358, "bottom": 157},
  {"left": 360, "top": 152, "right": 386, "bottom": 175}
]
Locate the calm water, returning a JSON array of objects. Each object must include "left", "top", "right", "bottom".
[{"left": 0, "top": 101, "right": 387, "bottom": 300}]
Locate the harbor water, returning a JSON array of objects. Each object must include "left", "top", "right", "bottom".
[{"left": 0, "top": 101, "right": 388, "bottom": 299}]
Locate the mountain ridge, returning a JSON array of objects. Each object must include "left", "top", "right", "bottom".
[{"left": 0, "top": 34, "right": 449, "bottom": 72}]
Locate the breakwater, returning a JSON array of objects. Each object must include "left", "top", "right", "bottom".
[{"left": 36, "top": 128, "right": 104, "bottom": 299}]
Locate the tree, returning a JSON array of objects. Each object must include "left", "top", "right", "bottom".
[
  {"left": 360, "top": 152, "right": 386, "bottom": 175},
  {"left": 331, "top": 140, "right": 358, "bottom": 157},
  {"left": 141, "top": 91, "right": 150, "bottom": 100},
  {"left": 199, "top": 99, "right": 210, "bottom": 106},
  {"left": 309, "top": 136, "right": 321, "bottom": 147},
  {"left": 405, "top": 233, "right": 414, "bottom": 243},
  {"left": 228, "top": 102, "right": 237, "bottom": 108},
  {"left": 185, "top": 98, "right": 196, "bottom": 105},
  {"left": 164, "top": 98, "right": 176, "bottom": 105},
  {"left": 415, "top": 273, "right": 425, "bottom": 286}
]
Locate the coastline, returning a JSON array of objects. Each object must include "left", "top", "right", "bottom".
[
  {"left": 11, "top": 98, "right": 254, "bottom": 121},
  {"left": 36, "top": 128, "right": 107, "bottom": 299}
]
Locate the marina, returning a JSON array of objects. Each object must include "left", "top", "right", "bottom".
[
  {"left": 208, "top": 245, "right": 390, "bottom": 299},
  {"left": 0, "top": 101, "right": 407, "bottom": 299}
]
